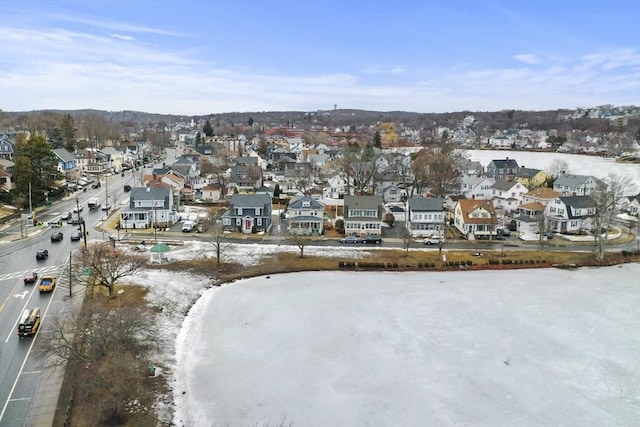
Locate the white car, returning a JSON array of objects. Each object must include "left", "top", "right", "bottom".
[{"left": 424, "top": 236, "right": 446, "bottom": 245}]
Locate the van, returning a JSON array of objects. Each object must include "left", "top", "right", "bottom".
[
  {"left": 47, "top": 216, "right": 63, "bottom": 227},
  {"left": 182, "top": 220, "right": 195, "bottom": 232}
]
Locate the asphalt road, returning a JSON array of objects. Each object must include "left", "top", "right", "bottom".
[{"left": 0, "top": 169, "right": 141, "bottom": 426}]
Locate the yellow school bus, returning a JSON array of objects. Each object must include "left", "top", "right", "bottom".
[{"left": 17, "top": 307, "right": 41, "bottom": 337}]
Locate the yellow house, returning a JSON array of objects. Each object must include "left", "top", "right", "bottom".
[{"left": 515, "top": 167, "right": 548, "bottom": 188}]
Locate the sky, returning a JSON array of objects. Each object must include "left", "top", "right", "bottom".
[{"left": 1, "top": 0, "right": 639, "bottom": 115}]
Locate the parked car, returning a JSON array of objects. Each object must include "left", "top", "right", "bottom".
[
  {"left": 91, "top": 181, "right": 101, "bottom": 188},
  {"left": 36, "top": 249, "right": 49, "bottom": 260},
  {"left": 424, "top": 236, "right": 446, "bottom": 245},
  {"left": 51, "top": 232, "right": 64, "bottom": 242},
  {"left": 497, "top": 228, "right": 511, "bottom": 237},
  {"left": 340, "top": 235, "right": 361, "bottom": 244},
  {"left": 361, "top": 234, "right": 382, "bottom": 244},
  {"left": 24, "top": 271, "right": 38, "bottom": 284},
  {"left": 70, "top": 230, "right": 82, "bottom": 241},
  {"left": 123, "top": 185, "right": 132, "bottom": 192}
]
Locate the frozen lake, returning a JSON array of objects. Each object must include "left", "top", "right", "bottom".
[{"left": 174, "top": 264, "right": 640, "bottom": 427}]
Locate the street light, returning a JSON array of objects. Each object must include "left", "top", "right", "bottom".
[{"left": 153, "top": 201, "right": 158, "bottom": 243}]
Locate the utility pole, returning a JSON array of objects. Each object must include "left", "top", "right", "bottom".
[
  {"left": 28, "top": 181, "right": 33, "bottom": 214},
  {"left": 68, "top": 250, "right": 73, "bottom": 298},
  {"left": 76, "top": 198, "right": 87, "bottom": 251}
]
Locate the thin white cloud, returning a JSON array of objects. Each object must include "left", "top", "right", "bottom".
[
  {"left": 513, "top": 54, "right": 541, "bottom": 65},
  {"left": 363, "top": 66, "right": 407, "bottom": 75},
  {"left": 110, "top": 33, "right": 135, "bottom": 41},
  {"left": 48, "top": 12, "right": 187, "bottom": 37}
]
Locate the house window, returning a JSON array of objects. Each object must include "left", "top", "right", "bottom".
[{"left": 257, "top": 218, "right": 262, "bottom": 226}]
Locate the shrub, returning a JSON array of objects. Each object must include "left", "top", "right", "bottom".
[{"left": 466, "top": 260, "right": 472, "bottom": 266}]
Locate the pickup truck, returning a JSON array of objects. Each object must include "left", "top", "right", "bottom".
[{"left": 38, "top": 275, "right": 57, "bottom": 293}]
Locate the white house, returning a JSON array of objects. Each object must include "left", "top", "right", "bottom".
[
  {"left": 453, "top": 199, "right": 498, "bottom": 239},
  {"left": 406, "top": 197, "right": 445, "bottom": 238},
  {"left": 491, "top": 180, "right": 528, "bottom": 213},
  {"left": 120, "top": 187, "right": 177, "bottom": 230},
  {"left": 460, "top": 175, "right": 495, "bottom": 200},
  {"left": 324, "top": 174, "right": 348, "bottom": 199},
  {"left": 343, "top": 195, "right": 383, "bottom": 237},
  {"left": 287, "top": 195, "right": 325, "bottom": 236},
  {"left": 544, "top": 196, "right": 596, "bottom": 234},
  {"left": 553, "top": 174, "right": 603, "bottom": 197}
]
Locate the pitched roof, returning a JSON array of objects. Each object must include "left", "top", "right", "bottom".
[
  {"left": 457, "top": 199, "right": 496, "bottom": 224},
  {"left": 554, "top": 174, "right": 600, "bottom": 187},
  {"left": 52, "top": 148, "right": 76, "bottom": 162},
  {"left": 288, "top": 195, "right": 324, "bottom": 209},
  {"left": 525, "top": 187, "right": 559, "bottom": 199},
  {"left": 515, "top": 167, "right": 543, "bottom": 178},
  {"left": 492, "top": 179, "right": 519, "bottom": 191},
  {"left": 407, "top": 197, "right": 444, "bottom": 211},
  {"left": 559, "top": 195, "right": 595, "bottom": 209},
  {"left": 230, "top": 193, "right": 271, "bottom": 208},
  {"left": 489, "top": 158, "right": 519, "bottom": 169}
]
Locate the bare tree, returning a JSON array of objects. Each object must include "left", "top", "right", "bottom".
[
  {"left": 208, "top": 221, "right": 229, "bottom": 265},
  {"left": 411, "top": 146, "right": 464, "bottom": 197},
  {"left": 37, "top": 298, "right": 161, "bottom": 425},
  {"left": 293, "top": 234, "right": 307, "bottom": 258},
  {"left": 73, "top": 242, "right": 147, "bottom": 297},
  {"left": 591, "top": 174, "right": 635, "bottom": 261},
  {"left": 546, "top": 159, "right": 570, "bottom": 179},
  {"left": 401, "top": 224, "right": 412, "bottom": 255}
]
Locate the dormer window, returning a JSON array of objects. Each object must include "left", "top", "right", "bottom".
[{"left": 302, "top": 201, "right": 310, "bottom": 208}]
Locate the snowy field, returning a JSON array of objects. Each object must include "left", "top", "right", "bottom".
[{"left": 165, "top": 262, "right": 639, "bottom": 427}]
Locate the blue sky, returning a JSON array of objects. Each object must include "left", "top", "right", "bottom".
[{"left": 1, "top": 0, "right": 639, "bottom": 115}]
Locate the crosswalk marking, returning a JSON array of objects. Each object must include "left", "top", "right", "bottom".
[{"left": 0, "top": 265, "right": 65, "bottom": 282}]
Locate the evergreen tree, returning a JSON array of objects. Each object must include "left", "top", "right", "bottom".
[
  {"left": 247, "top": 117, "right": 254, "bottom": 126},
  {"left": 195, "top": 131, "right": 202, "bottom": 147},
  {"left": 203, "top": 119, "right": 214, "bottom": 137},
  {"left": 60, "top": 113, "right": 77, "bottom": 151},
  {"left": 373, "top": 131, "right": 382, "bottom": 148},
  {"left": 48, "top": 127, "right": 64, "bottom": 149}
]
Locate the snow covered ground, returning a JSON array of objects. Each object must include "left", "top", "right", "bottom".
[{"left": 135, "top": 242, "right": 638, "bottom": 427}]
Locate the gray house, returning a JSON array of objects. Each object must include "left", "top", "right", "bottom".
[{"left": 222, "top": 193, "right": 272, "bottom": 233}]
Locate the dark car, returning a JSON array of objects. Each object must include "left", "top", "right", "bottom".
[
  {"left": 91, "top": 181, "right": 101, "bottom": 188},
  {"left": 361, "top": 234, "right": 382, "bottom": 244},
  {"left": 24, "top": 271, "right": 38, "bottom": 284},
  {"left": 69, "top": 217, "right": 83, "bottom": 225},
  {"left": 340, "top": 235, "right": 361, "bottom": 244},
  {"left": 36, "top": 249, "right": 49, "bottom": 260},
  {"left": 70, "top": 230, "right": 82, "bottom": 241},
  {"left": 51, "top": 232, "right": 64, "bottom": 242},
  {"left": 123, "top": 185, "right": 132, "bottom": 192}
]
